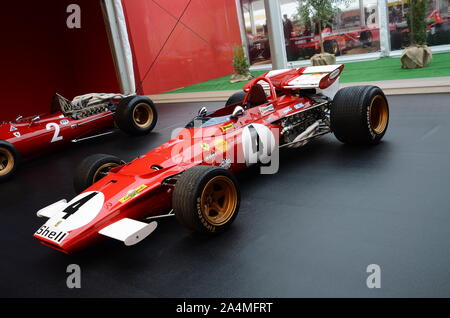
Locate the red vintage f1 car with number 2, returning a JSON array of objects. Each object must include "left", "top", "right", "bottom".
[
  {"left": 34, "top": 64, "right": 389, "bottom": 254},
  {"left": 0, "top": 93, "right": 158, "bottom": 182}
]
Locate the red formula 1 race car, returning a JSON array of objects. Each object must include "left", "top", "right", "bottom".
[
  {"left": 34, "top": 64, "right": 389, "bottom": 254},
  {"left": 0, "top": 93, "right": 158, "bottom": 182},
  {"left": 288, "top": 26, "right": 379, "bottom": 60}
]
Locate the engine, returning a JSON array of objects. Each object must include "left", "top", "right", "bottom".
[
  {"left": 71, "top": 104, "right": 112, "bottom": 120},
  {"left": 279, "top": 103, "right": 330, "bottom": 147}
]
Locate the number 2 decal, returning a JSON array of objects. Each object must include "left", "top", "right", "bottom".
[{"left": 46, "top": 122, "right": 63, "bottom": 143}]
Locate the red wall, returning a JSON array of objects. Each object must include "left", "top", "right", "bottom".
[
  {"left": 122, "top": 0, "right": 242, "bottom": 95},
  {"left": 0, "top": 1, "right": 119, "bottom": 122}
]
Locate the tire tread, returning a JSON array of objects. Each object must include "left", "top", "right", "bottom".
[
  {"left": 172, "top": 166, "right": 240, "bottom": 234},
  {"left": 73, "top": 154, "right": 121, "bottom": 194}
]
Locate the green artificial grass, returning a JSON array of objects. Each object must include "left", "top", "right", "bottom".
[
  {"left": 164, "top": 52, "right": 450, "bottom": 94},
  {"left": 162, "top": 70, "right": 266, "bottom": 94},
  {"left": 340, "top": 52, "right": 450, "bottom": 82}
]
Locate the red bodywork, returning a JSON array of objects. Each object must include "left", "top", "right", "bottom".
[
  {"left": 0, "top": 111, "right": 114, "bottom": 158},
  {"left": 34, "top": 66, "right": 343, "bottom": 253},
  {"left": 289, "top": 27, "right": 380, "bottom": 57}
]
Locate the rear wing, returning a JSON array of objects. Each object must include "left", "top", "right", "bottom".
[
  {"left": 245, "top": 64, "right": 344, "bottom": 92},
  {"left": 280, "top": 64, "right": 344, "bottom": 90}
]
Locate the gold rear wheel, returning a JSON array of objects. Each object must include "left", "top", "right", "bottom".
[
  {"left": 331, "top": 85, "right": 389, "bottom": 145},
  {"left": 115, "top": 96, "right": 158, "bottom": 136},
  {"left": 369, "top": 95, "right": 389, "bottom": 135},
  {"left": 133, "top": 103, "right": 154, "bottom": 129}
]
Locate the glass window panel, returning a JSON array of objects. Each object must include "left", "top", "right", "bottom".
[
  {"left": 282, "top": 0, "right": 381, "bottom": 62},
  {"left": 241, "top": 0, "right": 271, "bottom": 65},
  {"left": 389, "top": 0, "right": 450, "bottom": 49}
]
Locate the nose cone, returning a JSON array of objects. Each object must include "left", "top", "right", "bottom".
[
  {"left": 34, "top": 226, "right": 71, "bottom": 253},
  {"left": 34, "top": 191, "right": 107, "bottom": 253}
]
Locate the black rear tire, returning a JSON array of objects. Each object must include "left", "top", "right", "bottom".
[
  {"left": 361, "top": 31, "right": 373, "bottom": 47},
  {"left": 0, "top": 140, "right": 20, "bottom": 182},
  {"left": 390, "top": 31, "right": 402, "bottom": 50},
  {"left": 114, "top": 95, "right": 158, "bottom": 136},
  {"left": 324, "top": 40, "right": 340, "bottom": 56},
  {"left": 332, "top": 40, "right": 341, "bottom": 56},
  {"left": 330, "top": 86, "right": 389, "bottom": 145},
  {"left": 226, "top": 91, "right": 247, "bottom": 107},
  {"left": 173, "top": 166, "right": 240, "bottom": 234},
  {"left": 74, "top": 154, "right": 122, "bottom": 194}
]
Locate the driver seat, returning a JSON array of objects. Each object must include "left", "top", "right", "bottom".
[{"left": 246, "top": 84, "right": 268, "bottom": 108}]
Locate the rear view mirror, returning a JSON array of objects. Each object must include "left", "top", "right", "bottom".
[
  {"left": 198, "top": 107, "right": 207, "bottom": 117},
  {"left": 231, "top": 106, "right": 244, "bottom": 118}
]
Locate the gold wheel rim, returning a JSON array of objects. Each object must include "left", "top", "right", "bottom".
[
  {"left": 0, "top": 148, "right": 14, "bottom": 177},
  {"left": 133, "top": 103, "right": 153, "bottom": 129},
  {"left": 369, "top": 95, "right": 388, "bottom": 134},
  {"left": 333, "top": 42, "right": 339, "bottom": 54},
  {"left": 200, "top": 175, "right": 238, "bottom": 226},
  {"left": 93, "top": 163, "right": 119, "bottom": 183}
]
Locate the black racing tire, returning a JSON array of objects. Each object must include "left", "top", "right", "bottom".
[
  {"left": 73, "top": 154, "right": 123, "bottom": 194},
  {"left": 0, "top": 140, "right": 20, "bottom": 182},
  {"left": 324, "top": 40, "right": 340, "bottom": 56},
  {"left": 114, "top": 95, "right": 158, "bottom": 136},
  {"left": 330, "top": 85, "right": 389, "bottom": 145},
  {"left": 323, "top": 40, "right": 332, "bottom": 54},
  {"left": 333, "top": 40, "right": 341, "bottom": 56},
  {"left": 173, "top": 166, "right": 241, "bottom": 234},
  {"left": 262, "top": 47, "right": 271, "bottom": 60},
  {"left": 225, "top": 91, "right": 247, "bottom": 107},
  {"left": 286, "top": 44, "right": 300, "bottom": 61},
  {"left": 361, "top": 31, "right": 373, "bottom": 47},
  {"left": 390, "top": 31, "right": 402, "bottom": 50}
]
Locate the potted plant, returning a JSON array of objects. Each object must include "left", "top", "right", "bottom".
[
  {"left": 297, "top": 0, "right": 344, "bottom": 65},
  {"left": 401, "top": 0, "right": 432, "bottom": 68},
  {"left": 230, "top": 45, "right": 253, "bottom": 83}
]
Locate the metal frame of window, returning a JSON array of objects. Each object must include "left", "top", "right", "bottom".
[
  {"left": 235, "top": 0, "right": 450, "bottom": 71},
  {"left": 102, "top": 0, "right": 136, "bottom": 94}
]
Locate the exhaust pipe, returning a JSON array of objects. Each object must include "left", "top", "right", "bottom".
[{"left": 288, "top": 121, "right": 320, "bottom": 148}]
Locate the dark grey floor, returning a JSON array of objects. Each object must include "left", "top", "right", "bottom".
[{"left": 1, "top": 93, "right": 450, "bottom": 297}]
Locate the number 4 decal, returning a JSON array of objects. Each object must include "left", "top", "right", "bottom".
[
  {"left": 62, "top": 192, "right": 98, "bottom": 219},
  {"left": 52, "top": 191, "right": 105, "bottom": 232},
  {"left": 46, "top": 122, "right": 63, "bottom": 143}
]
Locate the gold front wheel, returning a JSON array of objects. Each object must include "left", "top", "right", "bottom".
[
  {"left": 73, "top": 154, "right": 123, "bottom": 194},
  {"left": 173, "top": 166, "right": 241, "bottom": 234},
  {"left": 200, "top": 176, "right": 238, "bottom": 226},
  {"left": 0, "top": 147, "right": 14, "bottom": 177},
  {"left": 0, "top": 143, "right": 18, "bottom": 181},
  {"left": 93, "top": 162, "right": 120, "bottom": 183}
]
